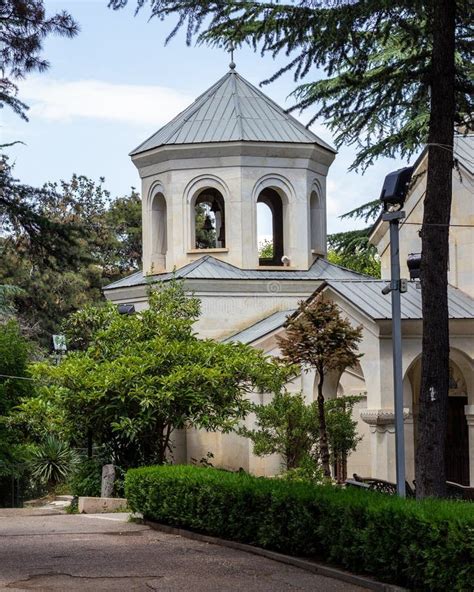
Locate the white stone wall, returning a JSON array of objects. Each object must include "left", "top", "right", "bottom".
[
  {"left": 372, "top": 143, "right": 474, "bottom": 297},
  {"left": 134, "top": 143, "right": 333, "bottom": 275}
]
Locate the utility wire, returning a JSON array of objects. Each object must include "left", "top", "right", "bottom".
[
  {"left": 401, "top": 222, "right": 474, "bottom": 228},
  {"left": 0, "top": 373, "right": 38, "bottom": 381}
]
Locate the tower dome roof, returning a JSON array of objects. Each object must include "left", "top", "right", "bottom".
[{"left": 131, "top": 69, "right": 335, "bottom": 156}]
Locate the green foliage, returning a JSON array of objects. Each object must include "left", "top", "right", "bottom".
[
  {"left": 241, "top": 390, "right": 362, "bottom": 480},
  {"left": 326, "top": 396, "right": 363, "bottom": 461},
  {"left": 28, "top": 280, "right": 289, "bottom": 469},
  {"left": 1, "top": 0, "right": 78, "bottom": 120},
  {"left": 240, "top": 391, "right": 318, "bottom": 471},
  {"left": 0, "top": 322, "right": 32, "bottom": 477},
  {"left": 62, "top": 301, "right": 118, "bottom": 351},
  {"left": 0, "top": 284, "right": 24, "bottom": 320},
  {"left": 278, "top": 296, "right": 363, "bottom": 477},
  {"left": 29, "top": 436, "right": 78, "bottom": 487},
  {"left": 0, "top": 170, "right": 142, "bottom": 344},
  {"left": 194, "top": 203, "right": 217, "bottom": 249},
  {"left": 278, "top": 297, "right": 363, "bottom": 377},
  {"left": 106, "top": 190, "right": 142, "bottom": 273},
  {"left": 258, "top": 238, "right": 274, "bottom": 260},
  {"left": 0, "top": 321, "right": 30, "bottom": 412},
  {"left": 68, "top": 457, "right": 102, "bottom": 497},
  {"left": 279, "top": 455, "right": 325, "bottom": 484},
  {"left": 327, "top": 200, "right": 381, "bottom": 278},
  {"left": 0, "top": 322, "right": 41, "bottom": 504},
  {"left": 125, "top": 465, "right": 474, "bottom": 591},
  {"left": 327, "top": 248, "right": 380, "bottom": 278},
  {"left": 109, "top": 1, "right": 472, "bottom": 170}
]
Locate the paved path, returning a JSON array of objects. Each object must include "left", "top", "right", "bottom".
[{"left": 0, "top": 509, "right": 365, "bottom": 591}]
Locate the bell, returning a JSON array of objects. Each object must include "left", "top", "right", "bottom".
[
  {"left": 210, "top": 199, "right": 220, "bottom": 213},
  {"left": 203, "top": 214, "right": 214, "bottom": 231}
]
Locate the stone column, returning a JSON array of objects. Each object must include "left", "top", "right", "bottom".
[
  {"left": 360, "top": 408, "right": 410, "bottom": 482},
  {"left": 465, "top": 405, "right": 474, "bottom": 486},
  {"left": 101, "top": 464, "right": 115, "bottom": 498}
]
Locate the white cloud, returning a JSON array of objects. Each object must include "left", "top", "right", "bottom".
[{"left": 17, "top": 77, "right": 194, "bottom": 126}]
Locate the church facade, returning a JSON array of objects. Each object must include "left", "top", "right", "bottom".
[{"left": 104, "top": 67, "right": 474, "bottom": 485}]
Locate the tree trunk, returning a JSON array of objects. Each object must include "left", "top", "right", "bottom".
[
  {"left": 87, "top": 430, "right": 93, "bottom": 459},
  {"left": 415, "top": 0, "right": 456, "bottom": 499},
  {"left": 317, "top": 372, "right": 331, "bottom": 478}
]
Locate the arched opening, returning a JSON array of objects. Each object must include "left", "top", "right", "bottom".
[
  {"left": 257, "top": 188, "right": 284, "bottom": 266},
  {"left": 151, "top": 192, "right": 167, "bottom": 271},
  {"left": 310, "top": 190, "right": 324, "bottom": 256},
  {"left": 406, "top": 356, "right": 470, "bottom": 485},
  {"left": 193, "top": 188, "right": 225, "bottom": 249}
]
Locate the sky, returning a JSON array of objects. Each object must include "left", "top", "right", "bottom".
[{"left": 3, "top": 0, "right": 409, "bottom": 235}]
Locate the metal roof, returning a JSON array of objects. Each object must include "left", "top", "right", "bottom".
[
  {"left": 224, "top": 280, "right": 473, "bottom": 346},
  {"left": 131, "top": 69, "right": 335, "bottom": 155},
  {"left": 320, "top": 280, "right": 473, "bottom": 320},
  {"left": 103, "top": 255, "right": 367, "bottom": 291},
  {"left": 222, "top": 309, "right": 296, "bottom": 344}
]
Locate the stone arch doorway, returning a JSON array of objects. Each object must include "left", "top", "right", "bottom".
[
  {"left": 446, "top": 362, "right": 469, "bottom": 484},
  {"left": 404, "top": 354, "right": 470, "bottom": 485}
]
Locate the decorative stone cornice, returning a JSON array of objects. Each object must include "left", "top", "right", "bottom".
[
  {"left": 465, "top": 405, "right": 474, "bottom": 426},
  {"left": 360, "top": 408, "right": 411, "bottom": 433}
]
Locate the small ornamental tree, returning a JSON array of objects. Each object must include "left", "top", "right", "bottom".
[
  {"left": 240, "top": 391, "right": 319, "bottom": 471},
  {"left": 277, "top": 296, "right": 362, "bottom": 478},
  {"left": 325, "top": 395, "right": 363, "bottom": 483}
]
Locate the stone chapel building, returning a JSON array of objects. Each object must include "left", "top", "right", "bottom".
[{"left": 104, "top": 66, "right": 474, "bottom": 485}]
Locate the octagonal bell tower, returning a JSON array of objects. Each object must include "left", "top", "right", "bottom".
[{"left": 131, "top": 64, "right": 336, "bottom": 275}]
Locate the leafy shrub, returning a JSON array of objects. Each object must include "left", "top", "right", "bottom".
[
  {"left": 240, "top": 391, "right": 319, "bottom": 471},
  {"left": 68, "top": 457, "right": 125, "bottom": 498},
  {"left": 125, "top": 465, "right": 474, "bottom": 592},
  {"left": 279, "top": 455, "right": 325, "bottom": 484},
  {"left": 68, "top": 458, "right": 102, "bottom": 497}
]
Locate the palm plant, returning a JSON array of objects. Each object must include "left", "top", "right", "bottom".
[{"left": 30, "top": 437, "right": 78, "bottom": 488}]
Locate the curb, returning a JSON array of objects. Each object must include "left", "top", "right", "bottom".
[{"left": 144, "top": 521, "right": 408, "bottom": 592}]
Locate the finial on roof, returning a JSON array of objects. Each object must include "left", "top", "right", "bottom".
[{"left": 229, "top": 41, "right": 236, "bottom": 70}]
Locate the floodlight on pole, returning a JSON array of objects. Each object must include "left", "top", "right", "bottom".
[
  {"left": 117, "top": 303, "right": 135, "bottom": 315},
  {"left": 380, "top": 166, "right": 413, "bottom": 498}
]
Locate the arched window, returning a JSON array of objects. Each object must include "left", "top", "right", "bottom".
[
  {"left": 257, "top": 188, "right": 284, "bottom": 266},
  {"left": 151, "top": 192, "right": 167, "bottom": 271},
  {"left": 194, "top": 188, "right": 225, "bottom": 249},
  {"left": 310, "top": 189, "right": 324, "bottom": 255}
]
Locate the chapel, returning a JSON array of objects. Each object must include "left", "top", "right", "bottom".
[{"left": 104, "top": 65, "right": 474, "bottom": 485}]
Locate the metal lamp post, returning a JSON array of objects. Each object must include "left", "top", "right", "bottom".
[{"left": 380, "top": 166, "right": 413, "bottom": 498}]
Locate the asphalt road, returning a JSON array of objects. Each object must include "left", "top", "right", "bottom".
[{"left": 0, "top": 509, "right": 365, "bottom": 591}]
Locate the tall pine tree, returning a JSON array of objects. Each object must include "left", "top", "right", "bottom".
[{"left": 109, "top": 0, "right": 472, "bottom": 497}]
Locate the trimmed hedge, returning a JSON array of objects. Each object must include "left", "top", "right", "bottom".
[{"left": 125, "top": 465, "right": 474, "bottom": 591}]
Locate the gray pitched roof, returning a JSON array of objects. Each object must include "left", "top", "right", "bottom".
[
  {"left": 319, "top": 280, "right": 473, "bottom": 320},
  {"left": 222, "top": 309, "right": 296, "bottom": 344},
  {"left": 131, "top": 69, "right": 335, "bottom": 155},
  {"left": 103, "top": 255, "right": 367, "bottom": 291},
  {"left": 223, "top": 280, "right": 473, "bottom": 346}
]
